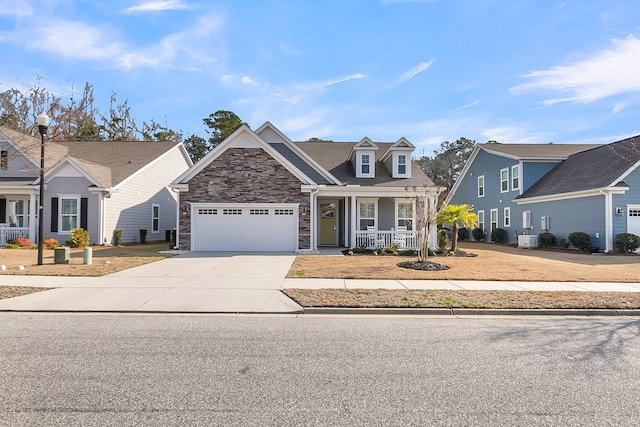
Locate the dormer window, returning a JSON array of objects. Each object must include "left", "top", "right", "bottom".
[
  {"left": 380, "top": 137, "right": 414, "bottom": 178},
  {"left": 361, "top": 154, "right": 370, "bottom": 174},
  {"left": 397, "top": 154, "right": 407, "bottom": 175}
]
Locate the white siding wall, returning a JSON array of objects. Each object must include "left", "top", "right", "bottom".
[{"left": 103, "top": 146, "right": 190, "bottom": 244}]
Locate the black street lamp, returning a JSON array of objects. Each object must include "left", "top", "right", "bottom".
[{"left": 36, "top": 112, "right": 49, "bottom": 266}]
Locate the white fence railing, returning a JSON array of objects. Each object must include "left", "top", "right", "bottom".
[
  {"left": 355, "top": 230, "right": 421, "bottom": 250},
  {"left": 0, "top": 227, "right": 30, "bottom": 246}
]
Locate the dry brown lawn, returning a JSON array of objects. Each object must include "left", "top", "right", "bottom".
[
  {"left": 289, "top": 241, "right": 640, "bottom": 282},
  {"left": 0, "top": 242, "right": 174, "bottom": 277}
]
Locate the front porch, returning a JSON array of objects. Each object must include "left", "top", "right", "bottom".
[
  {"left": 0, "top": 225, "right": 30, "bottom": 245},
  {"left": 354, "top": 229, "right": 420, "bottom": 250}
]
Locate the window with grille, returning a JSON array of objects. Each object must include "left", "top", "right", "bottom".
[
  {"left": 250, "top": 209, "right": 269, "bottom": 215},
  {"left": 198, "top": 208, "right": 217, "bottom": 215},
  {"left": 223, "top": 209, "right": 242, "bottom": 215},
  {"left": 274, "top": 209, "right": 294, "bottom": 215}
]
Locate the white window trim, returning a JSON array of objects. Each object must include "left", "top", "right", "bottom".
[
  {"left": 503, "top": 207, "right": 511, "bottom": 228},
  {"left": 395, "top": 153, "right": 409, "bottom": 178},
  {"left": 357, "top": 198, "right": 378, "bottom": 230},
  {"left": 478, "top": 175, "right": 485, "bottom": 198},
  {"left": 395, "top": 198, "right": 415, "bottom": 230},
  {"left": 59, "top": 195, "right": 80, "bottom": 235},
  {"left": 490, "top": 208, "right": 498, "bottom": 233},
  {"left": 152, "top": 204, "right": 160, "bottom": 233},
  {"left": 477, "top": 210, "right": 485, "bottom": 233},
  {"left": 500, "top": 168, "right": 509, "bottom": 193},
  {"left": 357, "top": 152, "right": 375, "bottom": 178},
  {"left": 7, "top": 198, "right": 27, "bottom": 227},
  {"left": 511, "top": 165, "right": 520, "bottom": 192}
]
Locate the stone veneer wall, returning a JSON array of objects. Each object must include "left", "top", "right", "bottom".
[{"left": 178, "top": 148, "right": 311, "bottom": 250}]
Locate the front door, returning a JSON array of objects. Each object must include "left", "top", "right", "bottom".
[{"left": 319, "top": 203, "right": 337, "bottom": 245}]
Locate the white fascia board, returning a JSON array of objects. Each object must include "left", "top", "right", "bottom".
[
  {"left": 113, "top": 142, "right": 187, "bottom": 190},
  {"left": 42, "top": 156, "right": 102, "bottom": 187},
  {"left": 308, "top": 185, "right": 439, "bottom": 198},
  {"left": 482, "top": 147, "right": 569, "bottom": 162},
  {"left": 257, "top": 121, "right": 343, "bottom": 185},
  {"left": 0, "top": 185, "right": 38, "bottom": 194},
  {"left": 514, "top": 187, "right": 627, "bottom": 205},
  {"left": 171, "top": 183, "right": 189, "bottom": 191},
  {"left": 0, "top": 129, "right": 40, "bottom": 168},
  {"left": 174, "top": 125, "right": 315, "bottom": 185},
  {"left": 611, "top": 160, "right": 640, "bottom": 185},
  {"left": 445, "top": 145, "right": 482, "bottom": 204}
]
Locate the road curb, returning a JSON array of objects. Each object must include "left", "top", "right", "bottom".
[{"left": 303, "top": 307, "right": 640, "bottom": 316}]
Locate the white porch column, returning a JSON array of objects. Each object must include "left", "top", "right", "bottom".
[
  {"left": 310, "top": 188, "right": 318, "bottom": 250},
  {"left": 604, "top": 191, "right": 613, "bottom": 253},
  {"left": 28, "top": 193, "right": 36, "bottom": 242},
  {"left": 344, "top": 196, "right": 349, "bottom": 247},
  {"left": 350, "top": 196, "right": 357, "bottom": 248}
]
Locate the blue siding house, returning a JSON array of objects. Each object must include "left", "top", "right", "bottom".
[{"left": 444, "top": 139, "right": 640, "bottom": 251}]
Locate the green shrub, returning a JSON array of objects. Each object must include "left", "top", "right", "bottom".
[
  {"left": 113, "top": 229, "right": 122, "bottom": 246},
  {"left": 568, "top": 232, "right": 591, "bottom": 251},
  {"left": 384, "top": 246, "right": 398, "bottom": 254},
  {"left": 472, "top": 227, "right": 484, "bottom": 241},
  {"left": 352, "top": 245, "right": 366, "bottom": 253},
  {"left": 491, "top": 228, "right": 507, "bottom": 243},
  {"left": 614, "top": 233, "right": 640, "bottom": 253},
  {"left": 538, "top": 232, "right": 557, "bottom": 248},
  {"left": 437, "top": 229, "right": 448, "bottom": 252},
  {"left": 457, "top": 227, "right": 468, "bottom": 241},
  {"left": 66, "top": 228, "right": 90, "bottom": 248},
  {"left": 4, "top": 243, "right": 20, "bottom": 249}
]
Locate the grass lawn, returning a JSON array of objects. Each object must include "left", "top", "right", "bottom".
[
  {"left": 288, "top": 241, "right": 640, "bottom": 282},
  {"left": 0, "top": 242, "right": 174, "bottom": 277}
]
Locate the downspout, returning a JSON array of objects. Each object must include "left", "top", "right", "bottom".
[
  {"left": 309, "top": 186, "right": 320, "bottom": 250},
  {"left": 600, "top": 189, "right": 613, "bottom": 253},
  {"left": 172, "top": 187, "right": 181, "bottom": 249}
]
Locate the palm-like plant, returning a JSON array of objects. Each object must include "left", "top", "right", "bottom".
[{"left": 436, "top": 203, "right": 478, "bottom": 251}]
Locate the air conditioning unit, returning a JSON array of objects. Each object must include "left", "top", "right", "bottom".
[{"left": 518, "top": 235, "right": 538, "bottom": 249}]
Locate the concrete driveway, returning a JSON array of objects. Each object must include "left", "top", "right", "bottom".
[{"left": 0, "top": 252, "right": 303, "bottom": 314}]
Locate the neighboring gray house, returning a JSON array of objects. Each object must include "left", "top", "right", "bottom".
[
  {"left": 447, "top": 135, "right": 640, "bottom": 252},
  {"left": 172, "top": 122, "right": 440, "bottom": 252},
  {"left": 0, "top": 126, "right": 192, "bottom": 246}
]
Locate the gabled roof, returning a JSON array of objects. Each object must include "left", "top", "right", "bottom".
[
  {"left": 517, "top": 135, "right": 640, "bottom": 199},
  {"left": 0, "top": 126, "right": 190, "bottom": 188},
  {"left": 480, "top": 143, "right": 599, "bottom": 160},
  {"left": 295, "top": 141, "right": 433, "bottom": 188},
  {"left": 380, "top": 137, "right": 415, "bottom": 162},
  {"left": 445, "top": 142, "right": 601, "bottom": 203},
  {"left": 173, "top": 124, "right": 319, "bottom": 186}
]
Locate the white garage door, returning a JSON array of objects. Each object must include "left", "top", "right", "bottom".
[{"left": 192, "top": 204, "right": 298, "bottom": 251}]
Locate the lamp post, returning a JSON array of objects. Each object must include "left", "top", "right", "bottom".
[{"left": 36, "top": 112, "right": 49, "bottom": 266}]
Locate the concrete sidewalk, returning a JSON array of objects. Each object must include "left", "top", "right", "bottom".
[{"left": 0, "top": 251, "right": 639, "bottom": 314}]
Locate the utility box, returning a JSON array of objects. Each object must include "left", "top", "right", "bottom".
[
  {"left": 54, "top": 247, "right": 70, "bottom": 264},
  {"left": 541, "top": 216, "right": 550, "bottom": 231},
  {"left": 83, "top": 247, "right": 93, "bottom": 265}
]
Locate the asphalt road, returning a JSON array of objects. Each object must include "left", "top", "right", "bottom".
[{"left": 1, "top": 314, "right": 639, "bottom": 426}]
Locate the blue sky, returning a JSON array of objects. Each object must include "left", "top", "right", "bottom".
[{"left": 1, "top": 0, "right": 640, "bottom": 156}]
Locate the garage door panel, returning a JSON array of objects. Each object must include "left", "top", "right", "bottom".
[{"left": 192, "top": 204, "right": 297, "bottom": 252}]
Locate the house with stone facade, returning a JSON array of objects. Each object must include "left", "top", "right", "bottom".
[
  {"left": 171, "top": 122, "right": 440, "bottom": 252},
  {"left": 0, "top": 126, "right": 192, "bottom": 246}
]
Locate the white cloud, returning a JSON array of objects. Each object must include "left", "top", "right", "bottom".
[
  {"left": 296, "top": 74, "right": 366, "bottom": 91},
  {"left": 480, "top": 125, "right": 552, "bottom": 144},
  {"left": 0, "top": 0, "right": 32, "bottom": 17},
  {"left": 458, "top": 99, "right": 480, "bottom": 109},
  {"left": 123, "top": 0, "right": 192, "bottom": 13},
  {"left": 511, "top": 35, "right": 640, "bottom": 104},
  {"left": 241, "top": 76, "right": 259, "bottom": 86},
  {"left": 397, "top": 60, "right": 434, "bottom": 85},
  {"left": 24, "top": 20, "right": 123, "bottom": 60}
]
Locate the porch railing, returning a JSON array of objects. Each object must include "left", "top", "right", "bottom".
[
  {"left": 355, "top": 230, "right": 421, "bottom": 250},
  {"left": 0, "top": 226, "right": 30, "bottom": 246}
]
